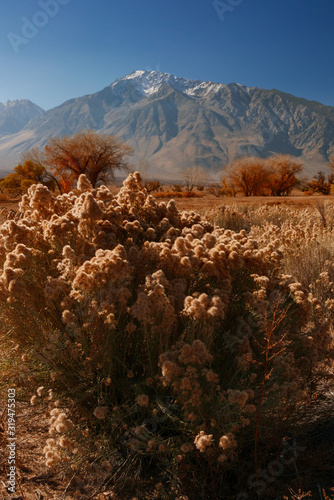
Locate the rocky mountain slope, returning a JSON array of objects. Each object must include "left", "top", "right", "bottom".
[
  {"left": 0, "top": 71, "right": 333, "bottom": 179},
  {"left": 0, "top": 99, "right": 44, "bottom": 136}
]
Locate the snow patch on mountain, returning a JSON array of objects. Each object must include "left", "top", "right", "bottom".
[
  {"left": 185, "top": 82, "right": 225, "bottom": 96},
  {"left": 112, "top": 70, "right": 203, "bottom": 97},
  {"left": 112, "top": 70, "right": 258, "bottom": 101}
]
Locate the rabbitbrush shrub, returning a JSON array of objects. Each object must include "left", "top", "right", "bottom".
[{"left": 0, "top": 173, "right": 333, "bottom": 498}]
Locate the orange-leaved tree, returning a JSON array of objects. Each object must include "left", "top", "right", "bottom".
[
  {"left": 44, "top": 130, "right": 133, "bottom": 189},
  {"left": 306, "top": 171, "right": 332, "bottom": 195},
  {"left": 226, "top": 156, "right": 269, "bottom": 196},
  {"left": 0, "top": 160, "right": 57, "bottom": 196},
  {"left": 48, "top": 130, "right": 133, "bottom": 189},
  {"left": 24, "top": 130, "right": 133, "bottom": 192},
  {"left": 266, "top": 154, "right": 303, "bottom": 196}
]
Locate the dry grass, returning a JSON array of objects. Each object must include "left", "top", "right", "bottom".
[
  {"left": 173, "top": 193, "right": 334, "bottom": 212},
  {"left": 0, "top": 176, "right": 334, "bottom": 499}
]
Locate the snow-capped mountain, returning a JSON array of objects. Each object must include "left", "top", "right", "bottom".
[
  {"left": 111, "top": 70, "right": 204, "bottom": 98},
  {"left": 0, "top": 71, "right": 333, "bottom": 178},
  {"left": 110, "top": 70, "right": 257, "bottom": 104}
]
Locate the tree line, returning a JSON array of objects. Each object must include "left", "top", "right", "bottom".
[
  {"left": 208, "top": 154, "right": 334, "bottom": 197},
  {"left": 0, "top": 130, "right": 333, "bottom": 197}
]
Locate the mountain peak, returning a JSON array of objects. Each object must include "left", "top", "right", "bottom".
[
  {"left": 124, "top": 69, "right": 152, "bottom": 79},
  {"left": 112, "top": 70, "right": 259, "bottom": 100},
  {"left": 0, "top": 99, "right": 45, "bottom": 135},
  {"left": 6, "top": 98, "right": 32, "bottom": 105},
  {"left": 112, "top": 69, "right": 204, "bottom": 97},
  {"left": 2, "top": 99, "right": 45, "bottom": 112}
]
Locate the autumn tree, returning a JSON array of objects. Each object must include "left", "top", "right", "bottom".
[
  {"left": 0, "top": 174, "right": 22, "bottom": 196},
  {"left": 25, "top": 131, "right": 133, "bottom": 191},
  {"left": 144, "top": 180, "right": 161, "bottom": 193},
  {"left": 0, "top": 160, "right": 56, "bottom": 196},
  {"left": 181, "top": 166, "right": 207, "bottom": 193},
  {"left": 306, "top": 171, "right": 332, "bottom": 195},
  {"left": 266, "top": 154, "right": 303, "bottom": 196},
  {"left": 226, "top": 156, "right": 269, "bottom": 196}
]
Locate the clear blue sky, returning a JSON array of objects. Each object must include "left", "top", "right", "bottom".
[{"left": 0, "top": 0, "right": 333, "bottom": 110}]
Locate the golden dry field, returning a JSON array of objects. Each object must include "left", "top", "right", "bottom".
[
  {"left": 174, "top": 193, "right": 334, "bottom": 211},
  {"left": 1, "top": 177, "right": 334, "bottom": 499},
  {"left": 0, "top": 192, "right": 333, "bottom": 214}
]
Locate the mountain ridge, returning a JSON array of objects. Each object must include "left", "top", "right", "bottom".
[{"left": 0, "top": 71, "right": 333, "bottom": 179}]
